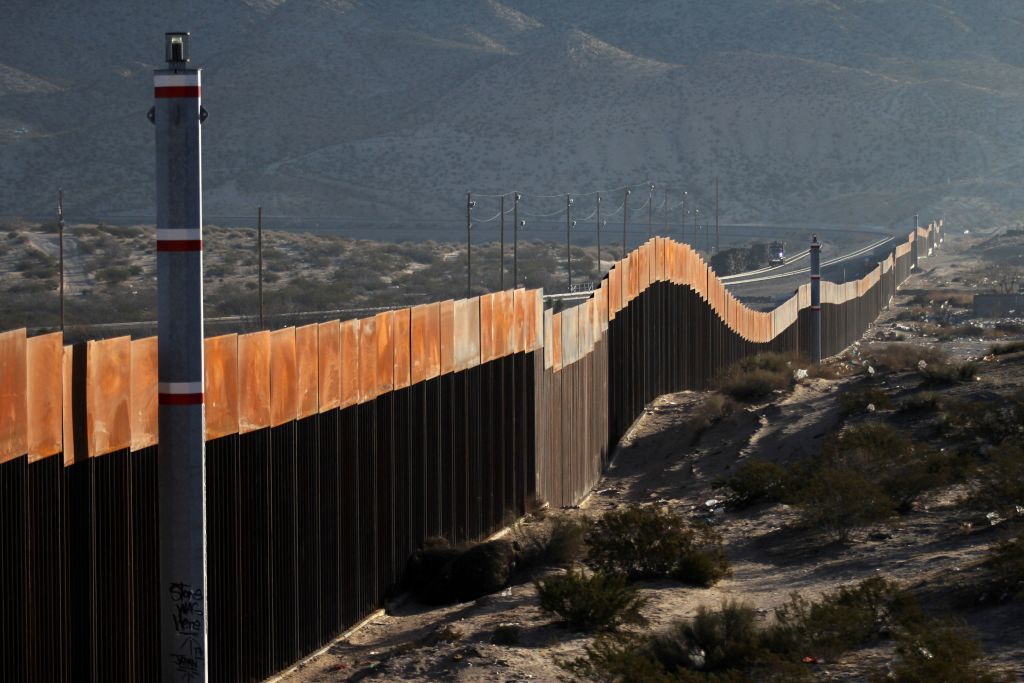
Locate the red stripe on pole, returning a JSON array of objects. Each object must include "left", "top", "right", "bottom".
[
  {"left": 157, "top": 240, "right": 203, "bottom": 252},
  {"left": 159, "top": 392, "right": 204, "bottom": 405},
  {"left": 154, "top": 86, "right": 201, "bottom": 99}
]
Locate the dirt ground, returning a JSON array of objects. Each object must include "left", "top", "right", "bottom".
[{"left": 278, "top": 233, "right": 1024, "bottom": 682}]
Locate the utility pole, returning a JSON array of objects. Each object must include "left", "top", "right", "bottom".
[
  {"left": 623, "top": 188, "right": 630, "bottom": 255},
  {"left": 911, "top": 212, "right": 920, "bottom": 271},
  {"left": 648, "top": 182, "right": 655, "bottom": 240},
  {"left": 596, "top": 193, "right": 602, "bottom": 279},
  {"left": 664, "top": 187, "right": 669, "bottom": 233},
  {"left": 466, "top": 193, "right": 474, "bottom": 297},
  {"left": 566, "top": 194, "right": 574, "bottom": 290},
  {"left": 153, "top": 32, "right": 208, "bottom": 683},
  {"left": 499, "top": 195, "right": 505, "bottom": 290},
  {"left": 58, "top": 188, "right": 65, "bottom": 332},
  {"left": 693, "top": 208, "right": 700, "bottom": 252},
  {"left": 257, "top": 205, "right": 263, "bottom": 328},
  {"left": 681, "top": 191, "right": 687, "bottom": 244},
  {"left": 715, "top": 177, "right": 720, "bottom": 254},
  {"left": 513, "top": 192, "right": 520, "bottom": 288},
  {"left": 810, "top": 234, "right": 822, "bottom": 364}
]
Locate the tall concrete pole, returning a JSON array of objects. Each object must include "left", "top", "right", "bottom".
[
  {"left": 715, "top": 177, "right": 719, "bottom": 254},
  {"left": 58, "top": 188, "right": 65, "bottom": 332},
  {"left": 513, "top": 192, "right": 520, "bottom": 288},
  {"left": 566, "top": 194, "right": 573, "bottom": 290},
  {"left": 466, "top": 193, "right": 474, "bottom": 298},
  {"left": 596, "top": 193, "right": 601, "bottom": 278},
  {"left": 911, "top": 213, "right": 919, "bottom": 271},
  {"left": 810, "top": 234, "right": 822, "bottom": 364},
  {"left": 622, "top": 188, "right": 630, "bottom": 254},
  {"left": 499, "top": 195, "right": 505, "bottom": 290},
  {"left": 154, "top": 32, "right": 208, "bottom": 683}
]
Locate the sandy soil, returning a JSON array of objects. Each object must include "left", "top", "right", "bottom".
[{"left": 279, "top": 234, "right": 1024, "bottom": 682}]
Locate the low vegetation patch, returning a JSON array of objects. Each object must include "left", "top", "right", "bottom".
[
  {"left": 713, "top": 353, "right": 795, "bottom": 401},
  {"left": 839, "top": 385, "right": 894, "bottom": 414},
  {"left": 585, "top": 506, "right": 730, "bottom": 586},
  {"left": 919, "top": 360, "right": 978, "bottom": 386},
  {"left": 562, "top": 578, "right": 997, "bottom": 682},
  {"left": 405, "top": 537, "right": 516, "bottom": 604},
  {"left": 984, "top": 534, "right": 1024, "bottom": 602},
  {"left": 861, "top": 343, "right": 947, "bottom": 373},
  {"left": 967, "top": 444, "right": 1024, "bottom": 515},
  {"left": 991, "top": 340, "right": 1024, "bottom": 356},
  {"left": 898, "top": 391, "right": 943, "bottom": 414},
  {"left": 871, "top": 620, "right": 1009, "bottom": 683},
  {"left": 713, "top": 459, "right": 787, "bottom": 508},
  {"left": 536, "top": 569, "right": 647, "bottom": 632},
  {"left": 516, "top": 516, "right": 588, "bottom": 569}
]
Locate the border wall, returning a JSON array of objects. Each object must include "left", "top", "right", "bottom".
[{"left": 0, "top": 224, "right": 939, "bottom": 681}]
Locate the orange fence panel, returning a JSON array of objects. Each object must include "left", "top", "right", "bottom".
[
  {"left": 454, "top": 298, "right": 480, "bottom": 372},
  {"left": 205, "top": 334, "right": 239, "bottom": 441},
  {"left": 411, "top": 303, "right": 441, "bottom": 385},
  {"left": 296, "top": 323, "right": 319, "bottom": 419},
  {"left": 130, "top": 337, "right": 158, "bottom": 452},
  {"left": 532, "top": 290, "right": 544, "bottom": 352},
  {"left": 0, "top": 328, "right": 27, "bottom": 462},
  {"left": 62, "top": 345, "right": 83, "bottom": 466},
  {"left": 512, "top": 289, "right": 526, "bottom": 354},
  {"left": 238, "top": 331, "right": 271, "bottom": 434},
  {"left": 375, "top": 311, "right": 395, "bottom": 396},
  {"left": 393, "top": 308, "right": 412, "bottom": 390},
  {"left": 340, "top": 319, "right": 360, "bottom": 408},
  {"left": 543, "top": 308, "right": 554, "bottom": 369},
  {"left": 27, "top": 331, "right": 62, "bottom": 461},
  {"left": 439, "top": 300, "right": 456, "bottom": 375},
  {"left": 358, "top": 316, "right": 378, "bottom": 403},
  {"left": 552, "top": 312, "right": 563, "bottom": 371},
  {"left": 270, "top": 328, "right": 298, "bottom": 427},
  {"left": 86, "top": 336, "right": 131, "bottom": 457},
  {"left": 479, "top": 293, "right": 495, "bottom": 364},
  {"left": 318, "top": 321, "right": 341, "bottom": 411}
]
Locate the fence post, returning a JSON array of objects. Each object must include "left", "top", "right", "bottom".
[
  {"left": 911, "top": 213, "right": 919, "bottom": 271},
  {"left": 153, "top": 32, "right": 209, "bottom": 683},
  {"left": 810, "top": 234, "right": 822, "bottom": 364}
]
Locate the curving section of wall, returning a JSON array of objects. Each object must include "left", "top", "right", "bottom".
[{"left": 0, "top": 223, "right": 940, "bottom": 681}]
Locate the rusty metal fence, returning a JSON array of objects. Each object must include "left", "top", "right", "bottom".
[{"left": 1, "top": 225, "right": 939, "bottom": 682}]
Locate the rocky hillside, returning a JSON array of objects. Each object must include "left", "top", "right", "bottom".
[{"left": 3, "top": 1, "right": 1024, "bottom": 233}]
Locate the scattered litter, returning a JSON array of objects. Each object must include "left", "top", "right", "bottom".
[
  {"left": 802, "top": 656, "right": 819, "bottom": 664},
  {"left": 867, "top": 365, "right": 875, "bottom": 376},
  {"left": 866, "top": 403, "right": 876, "bottom": 412},
  {"left": 917, "top": 359, "right": 928, "bottom": 371},
  {"left": 794, "top": 368, "right": 808, "bottom": 380},
  {"left": 704, "top": 499, "right": 720, "bottom": 508}
]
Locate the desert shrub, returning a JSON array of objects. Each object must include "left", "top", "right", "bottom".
[
  {"left": 816, "top": 423, "right": 954, "bottom": 515},
  {"left": 404, "top": 537, "right": 516, "bottom": 604},
  {"left": 898, "top": 391, "right": 942, "bottom": 414},
  {"left": 713, "top": 353, "right": 794, "bottom": 401},
  {"left": 839, "top": 385, "right": 894, "bottom": 414},
  {"left": 991, "top": 340, "right": 1024, "bottom": 356},
  {"left": 862, "top": 343, "right": 947, "bottom": 372},
  {"left": 871, "top": 620, "right": 1007, "bottom": 683},
  {"left": 805, "top": 363, "right": 841, "bottom": 379},
  {"left": 585, "top": 506, "right": 730, "bottom": 585},
  {"left": 791, "top": 467, "right": 893, "bottom": 541},
  {"left": 490, "top": 623, "right": 522, "bottom": 646},
  {"left": 516, "top": 516, "right": 588, "bottom": 568},
  {"left": 765, "top": 578, "right": 923, "bottom": 659},
  {"left": 968, "top": 444, "right": 1024, "bottom": 514},
  {"left": 985, "top": 534, "right": 1024, "bottom": 602},
  {"left": 536, "top": 569, "right": 647, "bottom": 632},
  {"left": 939, "top": 393, "right": 1024, "bottom": 446},
  {"left": 713, "top": 459, "right": 787, "bottom": 508},
  {"left": 450, "top": 539, "right": 516, "bottom": 601},
  {"left": 404, "top": 537, "right": 463, "bottom": 604},
  {"left": 920, "top": 361, "right": 978, "bottom": 386}
]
